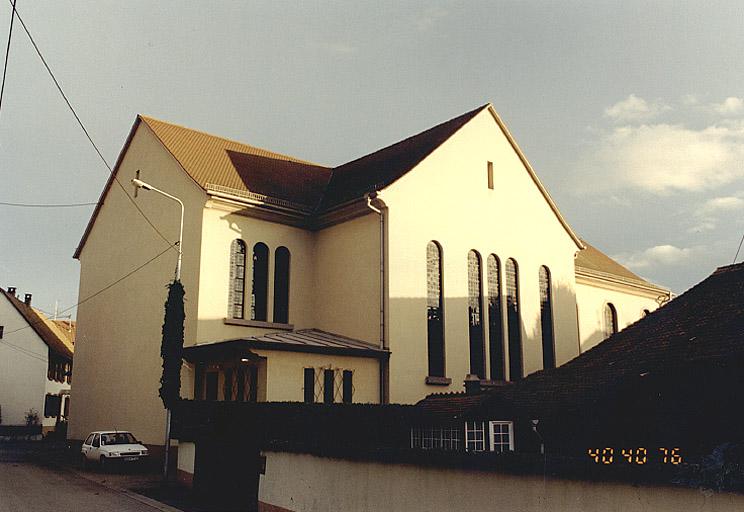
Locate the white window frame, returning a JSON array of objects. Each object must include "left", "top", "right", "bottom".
[
  {"left": 465, "top": 421, "right": 486, "bottom": 452},
  {"left": 488, "top": 420, "right": 514, "bottom": 453}
]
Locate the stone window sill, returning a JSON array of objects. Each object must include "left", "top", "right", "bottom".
[
  {"left": 223, "top": 318, "right": 294, "bottom": 331},
  {"left": 425, "top": 376, "right": 452, "bottom": 386}
]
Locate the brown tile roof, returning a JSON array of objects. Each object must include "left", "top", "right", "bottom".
[
  {"left": 76, "top": 103, "right": 584, "bottom": 257},
  {"left": 184, "top": 328, "right": 389, "bottom": 362},
  {"left": 575, "top": 240, "right": 663, "bottom": 289},
  {"left": 0, "top": 289, "right": 74, "bottom": 359},
  {"left": 140, "top": 116, "right": 332, "bottom": 210}
]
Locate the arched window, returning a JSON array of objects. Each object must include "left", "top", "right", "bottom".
[
  {"left": 467, "top": 250, "right": 485, "bottom": 379},
  {"left": 251, "top": 242, "right": 269, "bottom": 321},
  {"left": 487, "top": 255, "right": 504, "bottom": 380},
  {"left": 228, "top": 239, "right": 247, "bottom": 319},
  {"left": 604, "top": 303, "right": 618, "bottom": 337},
  {"left": 539, "top": 266, "right": 555, "bottom": 370},
  {"left": 505, "top": 259, "right": 522, "bottom": 380},
  {"left": 273, "top": 247, "right": 291, "bottom": 324},
  {"left": 426, "top": 242, "right": 445, "bottom": 378}
]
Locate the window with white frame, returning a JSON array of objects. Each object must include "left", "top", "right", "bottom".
[
  {"left": 489, "top": 421, "right": 514, "bottom": 453},
  {"left": 410, "top": 426, "right": 462, "bottom": 451},
  {"left": 465, "top": 421, "right": 486, "bottom": 452}
]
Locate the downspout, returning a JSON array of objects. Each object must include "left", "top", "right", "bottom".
[{"left": 366, "top": 192, "right": 389, "bottom": 404}]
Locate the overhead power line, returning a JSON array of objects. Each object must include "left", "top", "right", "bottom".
[
  {"left": 0, "top": 200, "right": 98, "bottom": 208},
  {"left": 7, "top": 1, "right": 176, "bottom": 251},
  {"left": 734, "top": 232, "right": 744, "bottom": 264},
  {"left": 0, "top": 0, "right": 16, "bottom": 119},
  {"left": 2, "top": 244, "right": 173, "bottom": 339}
]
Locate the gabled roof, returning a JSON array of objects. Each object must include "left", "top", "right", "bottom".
[
  {"left": 0, "top": 289, "right": 74, "bottom": 359},
  {"left": 318, "top": 105, "right": 488, "bottom": 210},
  {"left": 75, "top": 103, "right": 585, "bottom": 257},
  {"left": 183, "top": 328, "right": 389, "bottom": 362},
  {"left": 575, "top": 240, "right": 667, "bottom": 291}
]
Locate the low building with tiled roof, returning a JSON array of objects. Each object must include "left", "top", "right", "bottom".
[
  {"left": 0, "top": 287, "right": 74, "bottom": 435},
  {"left": 68, "top": 103, "right": 667, "bottom": 480},
  {"left": 416, "top": 263, "right": 744, "bottom": 460}
]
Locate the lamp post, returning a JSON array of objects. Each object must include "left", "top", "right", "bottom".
[{"left": 131, "top": 177, "right": 184, "bottom": 479}]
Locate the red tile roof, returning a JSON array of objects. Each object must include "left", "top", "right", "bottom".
[{"left": 0, "top": 289, "right": 74, "bottom": 359}]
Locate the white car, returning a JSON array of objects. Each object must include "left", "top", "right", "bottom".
[{"left": 81, "top": 431, "right": 149, "bottom": 470}]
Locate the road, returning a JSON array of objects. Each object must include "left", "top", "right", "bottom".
[{"left": 0, "top": 444, "right": 173, "bottom": 512}]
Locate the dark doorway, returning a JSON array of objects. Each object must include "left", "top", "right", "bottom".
[{"left": 193, "top": 437, "right": 261, "bottom": 511}]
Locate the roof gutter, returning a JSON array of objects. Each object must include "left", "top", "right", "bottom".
[{"left": 366, "top": 192, "right": 389, "bottom": 404}]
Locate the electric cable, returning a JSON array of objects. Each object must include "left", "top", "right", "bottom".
[
  {"left": 0, "top": 0, "right": 16, "bottom": 118},
  {"left": 7, "top": 1, "right": 175, "bottom": 251},
  {"left": 733, "top": 232, "right": 744, "bottom": 264},
  {"left": 0, "top": 200, "right": 98, "bottom": 207}
]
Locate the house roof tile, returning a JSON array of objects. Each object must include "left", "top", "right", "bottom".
[{"left": 0, "top": 289, "right": 74, "bottom": 359}]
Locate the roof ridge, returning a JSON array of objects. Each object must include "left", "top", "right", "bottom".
[{"left": 138, "top": 114, "right": 329, "bottom": 168}]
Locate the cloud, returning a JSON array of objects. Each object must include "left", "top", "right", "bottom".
[
  {"left": 578, "top": 122, "right": 744, "bottom": 194},
  {"left": 614, "top": 244, "right": 695, "bottom": 270},
  {"left": 415, "top": 6, "right": 448, "bottom": 31},
  {"left": 712, "top": 97, "right": 744, "bottom": 115},
  {"left": 688, "top": 194, "right": 744, "bottom": 232},
  {"left": 604, "top": 94, "right": 669, "bottom": 123}
]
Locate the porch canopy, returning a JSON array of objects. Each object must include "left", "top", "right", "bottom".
[{"left": 183, "top": 328, "right": 389, "bottom": 363}]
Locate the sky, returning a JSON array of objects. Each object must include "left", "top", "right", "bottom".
[{"left": 0, "top": 0, "right": 743, "bottom": 317}]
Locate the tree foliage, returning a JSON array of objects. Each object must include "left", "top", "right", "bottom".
[{"left": 159, "top": 280, "right": 185, "bottom": 409}]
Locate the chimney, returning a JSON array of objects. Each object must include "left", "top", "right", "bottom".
[
  {"left": 24, "top": 293, "right": 32, "bottom": 306},
  {"left": 464, "top": 374, "right": 482, "bottom": 395},
  {"left": 7, "top": 286, "right": 16, "bottom": 295}
]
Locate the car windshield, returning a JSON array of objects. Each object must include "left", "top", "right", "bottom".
[{"left": 101, "top": 433, "right": 137, "bottom": 445}]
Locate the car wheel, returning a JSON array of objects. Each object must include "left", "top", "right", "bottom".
[
  {"left": 100, "top": 456, "right": 107, "bottom": 472},
  {"left": 80, "top": 453, "right": 88, "bottom": 470}
]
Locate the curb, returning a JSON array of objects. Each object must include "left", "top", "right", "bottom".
[{"left": 65, "top": 465, "right": 186, "bottom": 512}]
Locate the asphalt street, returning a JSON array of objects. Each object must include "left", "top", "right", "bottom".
[{"left": 0, "top": 444, "right": 172, "bottom": 512}]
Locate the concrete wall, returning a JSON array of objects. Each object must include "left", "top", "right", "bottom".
[
  {"left": 259, "top": 451, "right": 744, "bottom": 512},
  {"left": 382, "top": 108, "right": 581, "bottom": 403},
  {"left": 575, "top": 276, "right": 663, "bottom": 352},
  {"left": 0, "top": 297, "right": 48, "bottom": 426},
  {"left": 69, "top": 121, "right": 207, "bottom": 445}
]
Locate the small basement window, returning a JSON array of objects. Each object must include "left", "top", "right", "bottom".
[{"left": 0, "top": 325, "right": 3, "bottom": 338}]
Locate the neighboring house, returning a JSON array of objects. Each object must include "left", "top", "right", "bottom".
[
  {"left": 68, "top": 103, "right": 668, "bottom": 449},
  {"left": 414, "top": 262, "right": 744, "bottom": 460},
  {"left": 0, "top": 287, "right": 74, "bottom": 434}
]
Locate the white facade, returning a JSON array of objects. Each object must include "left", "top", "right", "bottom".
[
  {"left": 69, "top": 105, "right": 669, "bottom": 446},
  {"left": 0, "top": 291, "right": 72, "bottom": 431}
]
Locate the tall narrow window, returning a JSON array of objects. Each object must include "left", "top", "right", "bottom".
[
  {"left": 487, "top": 161, "right": 494, "bottom": 189},
  {"left": 251, "top": 242, "right": 269, "bottom": 321},
  {"left": 303, "top": 368, "right": 315, "bottom": 403},
  {"left": 426, "top": 242, "right": 445, "bottom": 377},
  {"left": 604, "top": 303, "right": 618, "bottom": 337},
  {"left": 505, "top": 259, "right": 522, "bottom": 380},
  {"left": 323, "top": 369, "right": 335, "bottom": 404},
  {"left": 487, "top": 255, "right": 505, "bottom": 380},
  {"left": 539, "top": 266, "right": 555, "bottom": 370},
  {"left": 342, "top": 370, "right": 353, "bottom": 404},
  {"left": 273, "top": 247, "right": 290, "bottom": 324},
  {"left": 467, "top": 250, "right": 485, "bottom": 379},
  {"left": 229, "top": 240, "right": 247, "bottom": 319}
]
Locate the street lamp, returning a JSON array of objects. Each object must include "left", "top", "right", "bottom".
[
  {"left": 131, "top": 177, "right": 184, "bottom": 480},
  {"left": 131, "top": 178, "right": 184, "bottom": 280}
]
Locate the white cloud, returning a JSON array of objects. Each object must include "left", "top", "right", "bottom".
[
  {"left": 688, "top": 194, "right": 744, "bottom": 232},
  {"left": 712, "top": 97, "right": 744, "bottom": 115},
  {"left": 604, "top": 94, "right": 669, "bottom": 123},
  {"left": 415, "top": 6, "right": 448, "bottom": 31},
  {"left": 578, "top": 122, "right": 744, "bottom": 194},
  {"left": 614, "top": 244, "right": 695, "bottom": 270}
]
